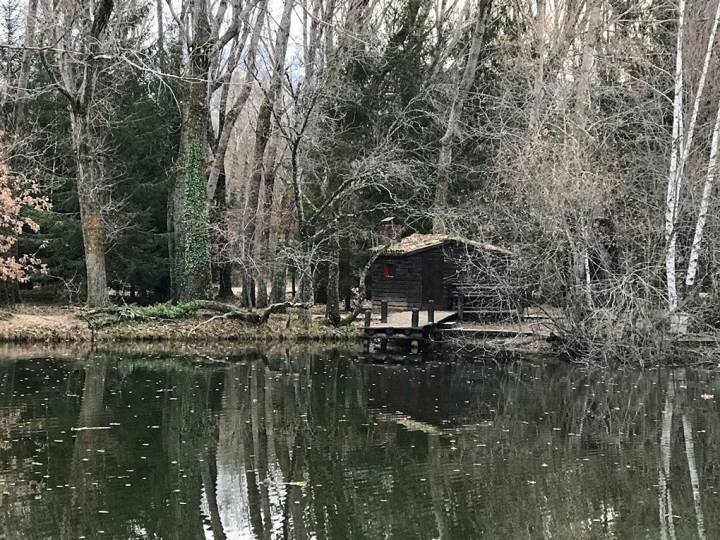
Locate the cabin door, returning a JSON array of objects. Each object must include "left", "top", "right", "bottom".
[{"left": 421, "top": 254, "right": 444, "bottom": 309}]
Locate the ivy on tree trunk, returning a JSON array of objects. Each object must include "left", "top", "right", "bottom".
[
  {"left": 180, "top": 136, "right": 212, "bottom": 300},
  {"left": 171, "top": 0, "right": 213, "bottom": 300}
]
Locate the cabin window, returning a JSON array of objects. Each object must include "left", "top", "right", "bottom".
[{"left": 383, "top": 264, "right": 395, "bottom": 278}]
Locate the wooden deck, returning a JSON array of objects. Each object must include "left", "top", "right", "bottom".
[
  {"left": 437, "top": 320, "right": 555, "bottom": 338},
  {"left": 365, "top": 310, "right": 457, "bottom": 334}
]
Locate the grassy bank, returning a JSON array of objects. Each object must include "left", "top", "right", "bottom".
[{"left": 0, "top": 304, "right": 358, "bottom": 344}]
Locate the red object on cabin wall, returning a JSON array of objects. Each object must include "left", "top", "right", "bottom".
[{"left": 384, "top": 264, "right": 395, "bottom": 278}]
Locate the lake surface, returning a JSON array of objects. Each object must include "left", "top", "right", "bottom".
[{"left": 0, "top": 344, "right": 717, "bottom": 539}]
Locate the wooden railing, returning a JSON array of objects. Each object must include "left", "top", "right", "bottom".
[{"left": 451, "top": 285, "right": 516, "bottom": 322}]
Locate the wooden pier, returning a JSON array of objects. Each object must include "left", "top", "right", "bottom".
[{"left": 363, "top": 301, "right": 457, "bottom": 350}]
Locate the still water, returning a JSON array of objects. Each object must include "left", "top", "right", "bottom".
[{"left": 0, "top": 344, "right": 717, "bottom": 539}]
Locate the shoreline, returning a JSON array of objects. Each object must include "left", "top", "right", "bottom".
[
  {"left": 0, "top": 305, "right": 358, "bottom": 344},
  {"left": 4, "top": 304, "right": 715, "bottom": 365},
  {"left": 0, "top": 304, "right": 559, "bottom": 359}
]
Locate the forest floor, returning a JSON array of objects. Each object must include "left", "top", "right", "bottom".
[
  {"left": 0, "top": 304, "right": 357, "bottom": 343},
  {"left": 0, "top": 305, "right": 91, "bottom": 342}
]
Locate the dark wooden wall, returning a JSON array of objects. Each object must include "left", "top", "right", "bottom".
[
  {"left": 420, "top": 249, "right": 449, "bottom": 308},
  {"left": 371, "top": 247, "right": 453, "bottom": 310},
  {"left": 371, "top": 253, "right": 423, "bottom": 311}
]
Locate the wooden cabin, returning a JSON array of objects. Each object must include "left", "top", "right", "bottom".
[{"left": 370, "top": 233, "right": 513, "bottom": 315}]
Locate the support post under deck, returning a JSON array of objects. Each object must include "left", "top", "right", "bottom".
[{"left": 411, "top": 308, "right": 419, "bottom": 328}]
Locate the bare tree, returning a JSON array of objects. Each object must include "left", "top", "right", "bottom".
[
  {"left": 39, "top": 0, "right": 118, "bottom": 307},
  {"left": 665, "top": 0, "right": 720, "bottom": 319},
  {"left": 169, "top": 0, "right": 262, "bottom": 300},
  {"left": 432, "top": 0, "right": 492, "bottom": 233},
  {"left": 239, "top": 0, "right": 293, "bottom": 306},
  {"left": 12, "top": 0, "right": 38, "bottom": 129},
  {"left": 208, "top": 0, "right": 267, "bottom": 298},
  {"left": 170, "top": 0, "right": 214, "bottom": 299},
  {"left": 206, "top": 0, "right": 266, "bottom": 204}
]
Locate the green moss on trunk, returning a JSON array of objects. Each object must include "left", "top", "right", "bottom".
[{"left": 180, "top": 136, "right": 212, "bottom": 299}]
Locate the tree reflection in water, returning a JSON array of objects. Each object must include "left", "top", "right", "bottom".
[{"left": 1, "top": 346, "right": 719, "bottom": 539}]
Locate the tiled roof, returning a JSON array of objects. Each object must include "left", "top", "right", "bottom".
[{"left": 383, "top": 233, "right": 512, "bottom": 256}]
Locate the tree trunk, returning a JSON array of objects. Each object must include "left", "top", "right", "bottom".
[
  {"left": 268, "top": 200, "right": 289, "bottom": 305},
  {"left": 156, "top": 0, "right": 164, "bottom": 58},
  {"left": 323, "top": 0, "right": 337, "bottom": 60},
  {"left": 658, "top": 377, "right": 676, "bottom": 540},
  {"left": 325, "top": 236, "right": 341, "bottom": 326},
  {"left": 269, "top": 169, "right": 290, "bottom": 304},
  {"left": 218, "top": 260, "right": 235, "bottom": 299},
  {"left": 71, "top": 112, "right": 109, "bottom": 307},
  {"left": 573, "top": 1, "right": 602, "bottom": 134},
  {"left": 254, "top": 138, "right": 281, "bottom": 308},
  {"left": 253, "top": 173, "right": 270, "bottom": 308},
  {"left": 664, "top": 0, "right": 686, "bottom": 314},
  {"left": 682, "top": 414, "right": 707, "bottom": 540},
  {"left": 214, "top": 169, "right": 236, "bottom": 299},
  {"left": 12, "top": 0, "right": 38, "bottom": 129},
  {"left": 200, "top": 444, "right": 227, "bottom": 540},
  {"left": 255, "top": 278, "right": 268, "bottom": 309},
  {"left": 432, "top": 0, "right": 492, "bottom": 233},
  {"left": 241, "top": 273, "right": 256, "bottom": 307},
  {"left": 167, "top": 187, "right": 176, "bottom": 298},
  {"left": 270, "top": 259, "right": 287, "bottom": 303},
  {"left": 69, "top": 358, "right": 108, "bottom": 537},
  {"left": 172, "top": 0, "right": 213, "bottom": 300},
  {"left": 686, "top": 99, "right": 720, "bottom": 292},
  {"left": 42, "top": 0, "right": 115, "bottom": 307},
  {"left": 529, "top": 0, "right": 546, "bottom": 131},
  {"left": 296, "top": 254, "right": 314, "bottom": 324}
]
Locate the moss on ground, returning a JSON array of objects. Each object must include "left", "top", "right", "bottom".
[{"left": 130, "top": 301, "right": 204, "bottom": 319}]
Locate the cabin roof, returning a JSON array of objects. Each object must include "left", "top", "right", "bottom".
[{"left": 381, "top": 233, "right": 512, "bottom": 257}]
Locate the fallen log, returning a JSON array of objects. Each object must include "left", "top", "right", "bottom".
[
  {"left": 81, "top": 300, "right": 314, "bottom": 330},
  {"left": 192, "top": 300, "right": 313, "bottom": 325}
]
